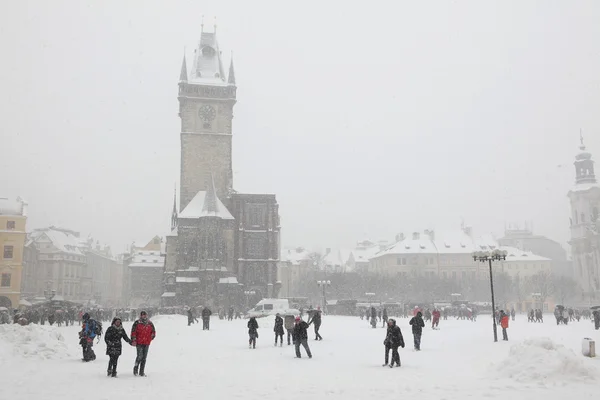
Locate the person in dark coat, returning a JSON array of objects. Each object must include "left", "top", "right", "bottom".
[
  {"left": 274, "top": 314, "right": 284, "bottom": 346},
  {"left": 248, "top": 317, "right": 259, "bottom": 349},
  {"left": 284, "top": 314, "right": 295, "bottom": 345},
  {"left": 383, "top": 318, "right": 404, "bottom": 368},
  {"left": 104, "top": 317, "right": 131, "bottom": 377},
  {"left": 308, "top": 307, "right": 323, "bottom": 341},
  {"left": 187, "top": 309, "right": 195, "bottom": 326},
  {"left": 292, "top": 316, "right": 312, "bottom": 358},
  {"left": 409, "top": 311, "right": 425, "bottom": 351},
  {"left": 382, "top": 308, "right": 388, "bottom": 328},
  {"left": 201, "top": 307, "right": 212, "bottom": 330},
  {"left": 79, "top": 312, "right": 99, "bottom": 362}
]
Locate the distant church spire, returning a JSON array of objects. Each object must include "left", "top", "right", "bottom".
[
  {"left": 171, "top": 185, "right": 178, "bottom": 231},
  {"left": 228, "top": 55, "right": 236, "bottom": 85},
  {"left": 179, "top": 53, "right": 188, "bottom": 82}
]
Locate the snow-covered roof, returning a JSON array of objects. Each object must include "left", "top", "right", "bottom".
[
  {"left": 281, "top": 247, "right": 311, "bottom": 266},
  {"left": 352, "top": 246, "right": 382, "bottom": 263},
  {"left": 190, "top": 31, "right": 227, "bottom": 85},
  {"left": 569, "top": 182, "right": 600, "bottom": 193},
  {"left": 219, "top": 277, "right": 239, "bottom": 284},
  {"left": 176, "top": 277, "right": 200, "bottom": 283},
  {"left": 129, "top": 250, "right": 165, "bottom": 268},
  {"left": 179, "top": 190, "right": 234, "bottom": 220},
  {"left": 500, "top": 246, "right": 551, "bottom": 262},
  {"left": 30, "top": 228, "right": 86, "bottom": 255},
  {"left": 0, "top": 197, "right": 27, "bottom": 216},
  {"left": 167, "top": 227, "right": 178, "bottom": 237}
]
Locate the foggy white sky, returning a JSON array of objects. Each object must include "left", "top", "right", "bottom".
[{"left": 1, "top": 1, "right": 599, "bottom": 254}]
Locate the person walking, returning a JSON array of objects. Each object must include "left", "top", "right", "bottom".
[
  {"left": 248, "top": 317, "right": 259, "bottom": 349},
  {"left": 510, "top": 308, "right": 516, "bottom": 321},
  {"left": 274, "top": 313, "right": 284, "bottom": 346},
  {"left": 308, "top": 307, "right": 323, "bottom": 340},
  {"left": 131, "top": 311, "right": 156, "bottom": 377},
  {"left": 409, "top": 311, "right": 425, "bottom": 351},
  {"left": 79, "top": 312, "right": 100, "bottom": 362},
  {"left": 284, "top": 314, "right": 295, "bottom": 345},
  {"left": 432, "top": 308, "right": 441, "bottom": 329},
  {"left": 500, "top": 310, "right": 509, "bottom": 341},
  {"left": 201, "top": 307, "right": 212, "bottom": 330},
  {"left": 187, "top": 308, "right": 195, "bottom": 326},
  {"left": 383, "top": 318, "right": 404, "bottom": 368},
  {"left": 292, "top": 316, "right": 312, "bottom": 359},
  {"left": 382, "top": 307, "right": 388, "bottom": 328},
  {"left": 105, "top": 317, "right": 131, "bottom": 377}
]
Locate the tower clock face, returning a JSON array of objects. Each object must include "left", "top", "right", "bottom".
[{"left": 198, "top": 105, "right": 216, "bottom": 122}]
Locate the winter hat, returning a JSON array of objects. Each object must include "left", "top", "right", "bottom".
[
  {"left": 295, "top": 316, "right": 301, "bottom": 321},
  {"left": 140, "top": 310, "right": 147, "bottom": 316},
  {"left": 82, "top": 313, "right": 90, "bottom": 320},
  {"left": 112, "top": 317, "right": 122, "bottom": 325}
]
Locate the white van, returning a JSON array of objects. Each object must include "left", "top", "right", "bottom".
[{"left": 247, "top": 298, "right": 300, "bottom": 318}]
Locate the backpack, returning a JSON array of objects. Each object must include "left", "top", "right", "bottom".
[{"left": 92, "top": 320, "right": 103, "bottom": 337}]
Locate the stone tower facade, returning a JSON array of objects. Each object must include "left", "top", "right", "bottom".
[
  {"left": 178, "top": 28, "right": 237, "bottom": 211},
  {"left": 567, "top": 135, "right": 600, "bottom": 298}
]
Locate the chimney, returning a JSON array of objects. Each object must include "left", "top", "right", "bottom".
[
  {"left": 412, "top": 232, "right": 420, "bottom": 240},
  {"left": 425, "top": 229, "right": 435, "bottom": 241},
  {"left": 395, "top": 233, "right": 405, "bottom": 242},
  {"left": 463, "top": 226, "right": 473, "bottom": 237}
]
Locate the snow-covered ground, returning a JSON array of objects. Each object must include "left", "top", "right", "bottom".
[{"left": 1, "top": 314, "right": 599, "bottom": 400}]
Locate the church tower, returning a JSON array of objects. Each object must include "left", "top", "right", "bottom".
[
  {"left": 178, "top": 25, "right": 237, "bottom": 211},
  {"left": 567, "top": 134, "right": 600, "bottom": 298}
]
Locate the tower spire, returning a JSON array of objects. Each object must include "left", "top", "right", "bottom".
[
  {"left": 228, "top": 54, "right": 236, "bottom": 85},
  {"left": 574, "top": 130, "right": 596, "bottom": 185},
  {"left": 201, "top": 15, "right": 204, "bottom": 33},
  {"left": 201, "top": 173, "right": 220, "bottom": 217},
  {"left": 179, "top": 53, "right": 188, "bottom": 82},
  {"left": 171, "top": 184, "right": 178, "bottom": 231}
]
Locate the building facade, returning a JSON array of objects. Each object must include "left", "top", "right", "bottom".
[
  {"left": 0, "top": 197, "right": 27, "bottom": 308},
  {"left": 123, "top": 236, "right": 165, "bottom": 308},
  {"left": 164, "top": 26, "right": 281, "bottom": 306},
  {"left": 568, "top": 137, "right": 600, "bottom": 299}
]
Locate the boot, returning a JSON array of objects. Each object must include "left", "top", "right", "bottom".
[
  {"left": 107, "top": 368, "right": 112, "bottom": 376},
  {"left": 133, "top": 364, "right": 139, "bottom": 376},
  {"left": 139, "top": 361, "right": 146, "bottom": 377},
  {"left": 111, "top": 370, "right": 117, "bottom": 378}
]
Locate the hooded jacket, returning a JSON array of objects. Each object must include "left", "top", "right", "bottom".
[
  {"left": 131, "top": 317, "right": 156, "bottom": 346},
  {"left": 105, "top": 317, "right": 131, "bottom": 356},
  {"left": 409, "top": 312, "right": 425, "bottom": 334}
]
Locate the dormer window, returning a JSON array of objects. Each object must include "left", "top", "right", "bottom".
[{"left": 202, "top": 46, "right": 216, "bottom": 57}]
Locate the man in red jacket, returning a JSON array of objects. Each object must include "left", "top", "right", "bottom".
[
  {"left": 131, "top": 311, "right": 156, "bottom": 377},
  {"left": 500, "top": 310, "right": 509, "bottom": 341}
]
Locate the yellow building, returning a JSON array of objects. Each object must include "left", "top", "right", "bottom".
[{"left": 0, "top": 197, "right": 27, "bottom": 309}]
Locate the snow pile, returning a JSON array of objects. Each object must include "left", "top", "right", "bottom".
[
  {"left": 0, "top": 324, "right": 74, "bottom": 360},
  {"left": 492, "top": 337, "right": 598, "bottom": 384}
]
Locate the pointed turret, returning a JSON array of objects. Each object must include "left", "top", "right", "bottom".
[
  {"left": 574, "top": 131, "right": 596, "bottom": 185},
  {"left": 179, "top": 54, "right": 188, "bottom": 82},
  {"left": 171, "top": 185, "right": 178, "bottom": 231},
  {"left": 201, "top": 174, "right": 220, "bottom": 217},
  {"left": 228, "top": 56, "right": 236, "bottom": 85}
]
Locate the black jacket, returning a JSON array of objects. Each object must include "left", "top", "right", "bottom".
[
  {"left": 384, "top": 324, "right": 404, "bottom": 348},
  {"left": 247, "top": 317, "right": 259, "bottom": 334},
  {"left": 292, "top": 321, "right": 309, "bottom": 342},
  {"left": 202, "top": 308, "right": 212, "bottom": 319},
  {"left": 274, "top": 316, "right": 284, "bottom": 334},
  {"left": 104, "top": 322, "right": 131, "bottom": 356},
  {"left": 409, "top": 315, "right": 425, "bottom": 334}
]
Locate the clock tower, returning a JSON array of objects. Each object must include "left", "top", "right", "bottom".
[{"left": 178, "top": 26, "right": 237, "bottom": 211}]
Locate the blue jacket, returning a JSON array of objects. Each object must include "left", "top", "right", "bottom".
[{"left": 84, "top": 319, "right": 97, "bottom": 339}]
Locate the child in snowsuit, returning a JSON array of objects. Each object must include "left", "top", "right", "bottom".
[
  {"left": 248, "top": 317, "right": 259, "bottom": 349},
  {"left": 274, "top": 314, "right": 284, "bottom": 346},
  {"left": 104, "top": 317, "right": 131, "bottom": 377}
]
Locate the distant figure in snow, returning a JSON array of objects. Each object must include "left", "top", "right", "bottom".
[
  {"left": 383, "top": 318, "right": 404, "bottom": 368},
  {"left": 432, "top": 309, "right": 441, "bottom": 329},
  {"left": 593, "top": 310, "right": 600, "bottom": 330},
  {"left": 500, "top": 310, "right": 509, "bottom": 341},
  {"left": 104, "top": 317, "right": 131, "bottom": 377},
  {"left": 370, "top": 306, "right": 377, "bottom": 329},
  {"left": 308, "top": 306, "right": 323, "bottom": 341},
  {"left": 187, "top": 309, "right": 195, "bottom": 326},
  {"left": 274, "top": 313, "right": 284, "bottom": 346},
  {"left": 409, "top": 311, "right": 425, "bottom": 351},
  {"left": 292, "top": 316, "right": 312, "bottom": 359},
  {"left": 377, "top": 309, "right": 382, "bottom": 322},
  {"left": 131, "top": 311, "right": 156, "bottom": 377},
  {"left": 79, "top": 312, "right": 99, "bottom": 362},
  {"left": 284, "top": 314, "right": 295, "bottom": 345},
  {"left": 202, "top": 307, "right": 212, "bottom": 330},
  {"left": 382, "top": 307, "right": 388, "bottom": 328},
  {"left": 510, "top": 308, "right": 515, "bottom": 321},
  {"left": 248, "top": 317, "right": 259, "bottom": 349},
  {"left": 228, "top": 306, "right": 234, "bottom": 321}
]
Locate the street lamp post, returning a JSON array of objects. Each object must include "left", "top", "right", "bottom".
[
  {"left": 317, "top": 280, "right": 331, "bottom": 312},
  {"left": 473, "top": 249, "right": 507, "bottom": 343}
]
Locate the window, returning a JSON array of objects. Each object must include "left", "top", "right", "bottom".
[
  {"left": 452, "top": 271, "right": 457, "bottom": 280},
  {"left": 3, "top": 245, "right": 14, "bottom": 259},
  {"left": 6, "top": 221, "right": 15, "bottom": 230},
  {"left": 263, "top": 304, "right": 274, "bottom": 311},
  {"left": 253, "top": 305, "right": 263, "bottom": 311},
  {"left": 1, "top": 273, "right": 11, "bottom": 287},
  {"left": 471, "top": 271, "right": 476, "bottom": 280},
  {"left": 248, "top": 206, "right": 264, "bottom": 227},
  {"left": 461, "top": 271, "right": 467, "bottom": 280},
  {"left": 442, "top": 271, "right": 447, "bottom": 279},
  {"left": 396, "top": 257, "right": 407, "bottom": 265}
]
